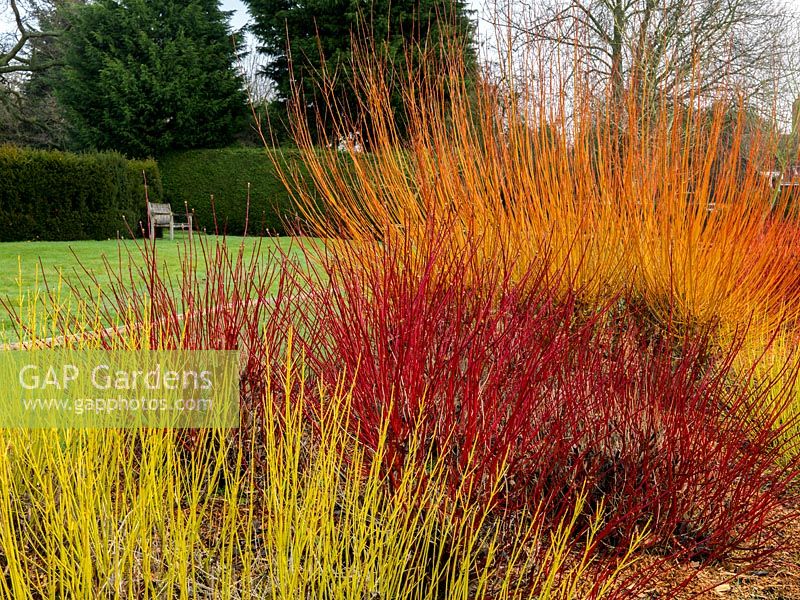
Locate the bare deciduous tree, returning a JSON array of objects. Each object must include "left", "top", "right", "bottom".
[{"left": 491, "top": 0, "right": 799, "bottom": 108}]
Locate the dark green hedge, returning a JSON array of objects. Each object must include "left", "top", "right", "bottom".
[
  {"left": 0, "top": 145, "right": 163, "bottom": 241},
  {"left": 159, "top": 147, "right": 320, "bottom": 236}
]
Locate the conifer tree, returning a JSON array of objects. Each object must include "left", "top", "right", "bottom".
[{"left": 57, "top": 0, "right": 248, "bottom": 157}]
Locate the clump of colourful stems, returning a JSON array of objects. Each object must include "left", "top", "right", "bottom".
[
  {"left": 294, "top": 225, "right": 800, "bottom": 591},
  {"left": 276, "top": 34, "right": 800, "bottom": 339}
]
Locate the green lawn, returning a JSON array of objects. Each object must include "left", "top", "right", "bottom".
[{"left": 0, "top": 234, "right": 306, "bottom": 343}]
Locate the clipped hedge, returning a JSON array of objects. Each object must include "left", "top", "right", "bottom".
[
  {"left": 0, "top": 145, "right": 163, "bottom": 241},
  {"left": 159, "top": 147, "right": 321, "bottom": 236}
]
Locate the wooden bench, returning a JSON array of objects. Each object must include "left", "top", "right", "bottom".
[{"left": 147, "top": 202, "right": 193, "bottom": 240}]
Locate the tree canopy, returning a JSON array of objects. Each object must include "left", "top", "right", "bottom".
[{"left": 55, "top": 0, "right": 248, "bottom": 157}]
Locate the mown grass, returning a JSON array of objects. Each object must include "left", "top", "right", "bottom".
[{"left": 0, "top": 235, "right": 306, "bottom": 342}]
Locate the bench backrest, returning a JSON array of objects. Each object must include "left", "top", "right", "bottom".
[{"left": 148, "top": 202, "right": 173, "bottom": 226}]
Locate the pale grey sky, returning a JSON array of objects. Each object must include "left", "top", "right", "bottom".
[{"left": 221, "top": 0, "right": 249, "bottom": 30}]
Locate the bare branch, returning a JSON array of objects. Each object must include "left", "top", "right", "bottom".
[
  {"left": 1, "top": 0, "right": 66, "bottom": 74},
  {"left": 493, "top": 0, "right": 800, "bottom": 110}
]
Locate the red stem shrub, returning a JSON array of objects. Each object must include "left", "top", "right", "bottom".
[{"left": 297, "top": 230, "right": 800, "bottom": 581}]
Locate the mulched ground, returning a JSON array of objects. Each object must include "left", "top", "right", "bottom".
[{"left": 621, "top": 498, "right": 800, "bottom": 599}]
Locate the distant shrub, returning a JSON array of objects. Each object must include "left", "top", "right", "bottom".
[
  {"left": 0, "top": 144, "right": 162, "bottom": 241},
  {"left": 159, "top": 147, "right": 330, "bottom": 236}
]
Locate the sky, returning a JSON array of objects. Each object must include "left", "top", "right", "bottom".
[{"left": 221, "top": 0, "right": 249, "bottom": 30}]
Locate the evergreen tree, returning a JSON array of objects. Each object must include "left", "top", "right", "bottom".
[
  {"left": 245, "top": 0, "right": 476, "bottom": 142},
  {"left": 56, "top": 0, "right": 248, "bottom": 157}
]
